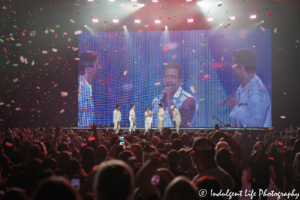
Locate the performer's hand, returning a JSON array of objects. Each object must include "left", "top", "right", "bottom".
[{"left": 162, "top": 86, "right": 174, "bottom": 102}]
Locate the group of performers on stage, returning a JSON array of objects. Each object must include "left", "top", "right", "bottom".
[{"left": 113, "top": 103, "right": 182, "bottom": 134}]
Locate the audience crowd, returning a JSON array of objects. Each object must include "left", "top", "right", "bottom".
[{"left": 0, "top": 123, "right": 299, "bottom": 200}]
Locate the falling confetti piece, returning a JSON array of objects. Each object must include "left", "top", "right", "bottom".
[
  {"left": 182, "top": 39, "right": 184, "bottom": 43},
  {"left": 13, "top": 64, "right": 18, "bottom": 67},
  {"left": 260, "top": 26, "right": 265, "bottom": 31},
  {"left": 154, "top": 82, "right": 161, "bottom": 86},
  {"left": 0, "top": 38, "right": 4, "bottom": 43},
  {"left": 70, "top": 19, "right": 75, "bottom": 23},
  {"left": 267, "top": 13, "right": 272, "bottom": 16},
  {"left": 61, "top": 91, "right": 68, "bottom": 97},
  {"left": 200, "top": 98, "right": 205, "bottom": 101},
  {"left": 163, "top": 63, "right": 168, "bottom": 65},
  {"left": 200, "top": 70, "right": 204, "bottom": 73},
  {"left": 74, "top": 30, "right": 82, "bottom": 35},
  {"left": 200, "top": 74, "right": 211, "bottom": 80},
  {"left": 164, "top": 46, "right": 169, "bottom": 51},
  {"left": 168, "top": 17, "right": 172, "bottom": 20},
  {"left": 281, "top": 116, "right": 285, "bottom": 119},
  {"left": 75, "top": 58, "right": 80, "bottom": 60},
  {"left": 221, "top": 100, "right": 227, "bottom": 106},
  {"left": 60, "top": 109, "right": 65, "bottom": 114},
  {"left": 56, "top": 25, "right": 62, "bottom": 29},
  {"left": 218, "top": 4, "right": 222, "bottom": 6},
  {"left": 201, "top": 41, "right": 207, "bottom": 46},
  {"left": 124, "top": 71, "right": 128, "bottom": 76},
  {"left": 20, "top": 56, "right": 24, "bottom": 63},
  {"left": 190, "top": 86, "right": 196, "bottom": 93},
  {"left": 192, "top": 50, "right": 195, "bottom": 53},
  {"left": 172, "top": 55, "right": 176, "bottom": 59},
  {"left": 15, "top": 107, "right": 20, "bottom": 111},
  {"left": 52, "top": 48, "right": 57, "bottom": 52},
  {"left": 42, "top": 50, "right": 48, "bottom": 54},
  {"left": 177, "top": 19, "right": 182, "bottom": 22},
  {"left": 31, "top": 61, "right": 35, "bottom": 66},
  {"left": 260, "top": 99, "right": 264, "bottom": 102},
  {"left": 268, "top": 127, "right": 274, "bottom": 131},
  {"left": 149, "top": 27, "right": 154, "bottom": 31},
  {"left": 138, "top": 29, "right": 143, "bottom": 33},
  {"left": 109, "top": 35, "right": 114, "bottom": 38},
  {"left": 0, "top": 102, "right": 4, "bottom": 106},
  {"left": 13, "top": 78, "right": 19, "bottom": 83}
]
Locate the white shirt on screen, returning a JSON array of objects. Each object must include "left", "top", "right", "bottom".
[
  {"left": 158, "top": 108, "right": 165, "bottom": 122},
  {"left": 145, "top": 111, "right": 153, "bottom": 124}
]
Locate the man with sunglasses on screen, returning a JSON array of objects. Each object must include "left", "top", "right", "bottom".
[
  {"left": 228, "top": 48, "right": 271, "bottom": 127},
  {"left": 152, "top": 62, "right": 199, "bottom": 128},
  {"left": 78, "top": 51, "right": 101, "bottom": 127}
]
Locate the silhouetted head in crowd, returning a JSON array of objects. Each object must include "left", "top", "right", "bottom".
[
  {"left": 167, "top": 150, "right": 180, "bottom": 168},
  {"left": 172, "top": 138, "right": 184, "bottom": 151},
  {"left": 57, "top": 151, "right": 72, "bottom": 170},
  {"left": 95, "top": 145, "right": 108, "bottom": 165},
  {"left": 102, "top": 140, "right": 110, "bottom": 151},
  {"left": 194, "top": 176, "right": 223, "bottom": 200},
  {"left": 178, "top": 149, "right": 193, "bottom": 171},
  {"left": 182, "top": 134, "right": 190, "bottom": 147},
  {"left": 65, "top": 159, "right": 87, "bottom": 178},
  {"left": 215, "top": 141, "right": 230, "bottom": 152},
  {"left": 31, "top": 176, "right": 81, "bottom": 200},
  {"left": 118, "top": 150, "right": 135, "bottom": 163},
  {"left": 93, "top": 160, "right": 134, "bottom": 200},
  {"left": 164, "top": 176, "right": 200, "bottom": 200},
  {"left": 171, "top": 133, "right": 179, "bottom": 142},
  {"left": 40, "top": 156, "right": 57, "bottom": 172},
  {"left": 252, "top": 141, "right": 266, "bottom": 155},
  {"left": 130, "top": 144, "right": 143, "bottom": 164},
  {"left": 151, "top": 136, "right": 160, "bottom": 146},
  {"left": 28, "top": 144, "right": 41, "bottom": 161},
  {"left": 36, "top": 169, "right": 56, "bottom": 184},
  {"left": 187, "top": 137, "right": 216, "bottom": 170},
  {"left": 82, "top": 147, "right": 96, "bottom": 174},
  {"left": 57, "top": 142, "right": 70, "bottom": 152},
  {"left": 1, "top": 188, "right": 27, "bottom": 200}
]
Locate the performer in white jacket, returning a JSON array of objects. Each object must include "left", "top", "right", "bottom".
[
  {"left": 157, "top": 103, "right": 165, "bottom": 132},
  {"left": 129, "top": 104, "right": 136, "bottom": 134},
  {"left": 171, "top": 105, "right": 181, "bottom": 133},
  {"left": 113, "top": 104, "right": 121, "bottom": 133},
  {"left": 144, "top": 106, "right": 153, "bottom": 133}
]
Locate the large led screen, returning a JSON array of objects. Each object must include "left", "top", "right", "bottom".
[{"left": 78, "top": 29, "right": 271, "bottom": 128}]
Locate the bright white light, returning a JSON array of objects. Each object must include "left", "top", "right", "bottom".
[
  {"left": 207, "top": 18, "right": 213, "bottom": 21},
  {"left": 220, "top": 23, "right": 222, "bottom": 25},
  {"left": 197, "top": 1, "right": 213, "bottom": 10},
  {"left": 152, "top": 0, "right": 158, "bottom": 2},
  {"left": 131, "top": 0, "right": 137, "bottom": 2},
  {"left": 113, "top": 19, "right": 119, "bottom": 23},
  {"left": 135, "top": 19, "right": 141, "bottom": 23},
  {"left": 262, "top": 20, "right": 264, "bottom": 23},
  {"left": 250, "top": 15, "right": 256, "bottom": 19},
  {"left": 187, "top": 18, "right": 193, "bottom": 23},
  {"left": 109, "top": 0, "right": 114, "bottom": 2},
  {"left": 229, "top": 16, "right": 235, "bottom": 20},
  {"left": 165, "top": 26, "right": 168, "bottom": 28},
  {"left": 186, "top": 0, "right": 192, "bottom": 1},
  {"left": 155, "top": 20, "right": 161, "bottom": 23},
  {"left": 88, "top": 0, "right": 94, "bottom": 1},
  {"left": 92, "top": 19, "right": 98, "bottom": 22}
]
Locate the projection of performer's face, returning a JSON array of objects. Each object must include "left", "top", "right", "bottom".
[{"left": 163, "top": 68, "right": 182, "bottom": 96}]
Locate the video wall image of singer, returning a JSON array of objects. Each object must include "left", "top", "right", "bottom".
[{"left": 78, "top": 28, "right": 271, "bottom": 128}]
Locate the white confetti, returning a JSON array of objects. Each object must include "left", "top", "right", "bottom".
[
  {"left": 36, "top": 87, "right": 40, "bottom": 89},
  {"left": 31, "top": 60, "right": 35, "bottom": 66},
  {"left": 124, "top": 71, "right": 128, "bottom": 76},
  {"left": 297, "top": 40, "right": 299, "bottom": 43},
  {"left": 70, "top": 19, "right": 75, "bottom": 23},
  {"left": 281, "top": 116, "right": 285, "bottom": 119},
  {"left": 13, "top": 78, "right": 19, "bottom": 83},
  {"left": 260, "top": 26, "right": 265, "bottom": 32},
  {"left": 15, "top": 107, "right": 20, "bottom": 111},
  {"left": 10, "top": 37, "right": 14, "bottom": 41},
  {"left": 42, "top": 50, "right": 48, "bottom": 54},
  {"left": 52, "top": 48, "right": 57, "bottom": 52},
  {"left": 49, "top": 29, "right": 55, "bottom": 33},
  {"left": 0, "top": 102, "right": 4, "bottom": 106},
  {"left": 154, "top": 82, "right": 161, "bottom": 86},
  {"left": 60, "top": 109, "right": 65, "bottom": 114},
  {"left": 274, "top": 27, "right": 277, "bottom": 33},
  {"left": 75, "top": 58, "right": 80, "bottom": 60},
  {"left": 45, "top": 29, "right": 49, "bottom": 34},
  {"left": 74, "top": 30, "right": 82, "bottom": 35},
  {"left": 20, "top": 56, "right": 24, "bottom": 63}
]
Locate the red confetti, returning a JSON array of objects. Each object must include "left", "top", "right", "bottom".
[
  {"left": 5, "top": 142, "right": 13, "bottom": 147},
  {"left": 221, "top": 100, "right": 227, "bottom": 106},
  {"left": 83, "top": 80, "right": 86, "bottom": 84},
  {"left": 177, "top": 20, "right": 182, "bottom": 22},
  {"left": 127, "top": 89, "right": 131, "bottom": 91},
  {"left": 109, "top": 35, "right": 114, "bottom": 38},
  {"left": 162, "top": 28, "right": 165, "bottom": 31},
  {"left": 267, "top": 13, "right": 272, "bottom": 16},
  {"left": 168, "top": 17, "right": 172, "bottom": 20},
  {"left": 55, "top": 34, "right": 57, "bottom": 38},
  {"left": 268, "top": 157, "right": 274, "bottom": 160},
  {"left": 77, "top": 11, "right": 81, "bottom": 15},
  {"left": 138, "top": 29, "right": 143, "bottom": 33},
  {"left": 92, "top": 53, "right": 97, "bottom": 56},
  {"left": 200, "top": 74, "right": 211, "bottom": 80},
  {"left": 3, "top": 48, "right": 7, "bottom": 53},
  {"left": 88, "top": 137, "right": 95, "bottom": 141},
  {"left": 164, "top": 46, "right": 169, "bottom": 51}
]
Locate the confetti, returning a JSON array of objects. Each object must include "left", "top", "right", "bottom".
[
  {"left": 42, "top": 50, "right": 48, "bottom": 54},
  {"left": 0, "top": 102, "right": 4, "bottom": 106},
  {"left": 267, "top": 13, "right": 272, "bottom": 16},
  {"left": 0, "top": 38, "right": 4, "bottom": 43},
  {"left": 177, "top": 19, "right": 182, "bottom": 22},
  {"left": 13, "top": 78, "right": 19, "bottom": 83},
  {"left": 138, "top": 29, "right": 143, "bottom": 33},
  {"left": 70, "top": 19, "right": 75, "bottom": 23},
  {"left": 190, "top": 86, "right": 196, "bottom": 93},
  {"left": 200, "top": 74, "right": 211, "bottom": 80},
  {"left": 168, "top": 17, "right": 172, "bottom": 20},
  {"left": 164, "top": 46, "right": 169, "bottom": 51},
  {"left": 61, "top": 91, "right": 68, "bottom": 97},
  {"left": 182, "top": 39, "right": 184, "bottom": 43},
  {"left": 20, "top": 56, "right": 24, "bottom": 63},
  {"left": 200, "top": 98, "right": 205, "bottom": 101},
  {"left": 268, "top": 127, "right": 274, "bottom": 131},
  {"left": 260, "top": 26, "right": 265, "bottom": 32},
  {"left": 31, "top": 61, "right": 35, "bottom": 66},
  {"left": 75, "top": 58, "right": 80, "bottom": 60},
  {"left": 60, "top": 109, "right": 65, "bottom": 114},
  {"left": 163, "top": 63, "right": 168, "bottom": 65},
  {"left": 74, "top": 30, "right": 82, "bottom": 35},
  {"left": 201, "top": 41, "right": 207, "bottom": 46},
  {"left": 124, "top": 71, "right": 128, "bottom": 76},
  {"left": 88, "top": 137, "right": 95, "bottom": 141},
  {"left": 280, "top": 116, "right": 285, "bottom": 119},
  {"left": 12, "top": 64, "right": 18, "bottom": 67},
  {"left": 149, "top": 27, "right": 154, "bottom": 31},
  {"left": 56, "top": 25, "right": 62, "bottom": 29},
  {"left": 172, "top": 55, "right": 176, "bottom": 59},
  {"left": 192, "top": 50, "right": 195, "bottom": 53},
  {"left": 52, "top": 48, "right": 57, "bottom": 52},
  {"left": 154, "top": 82, "right": 161, "bottom": 86},
  {"left": 109, "top": 35, "right": 114, "bottom": 38},
  {"left": 260, "top": 99, "right": 264, "bottom": 102},
  {"left": 218, "top": 4, "right": 222, "bottom": 6},
  {"left": 15, "top": 107, "right": 20, "bottom": 111}
]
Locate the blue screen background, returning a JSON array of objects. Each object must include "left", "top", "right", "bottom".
[{"left": 78, "top": 28, "right": 271, "bottom": 127}]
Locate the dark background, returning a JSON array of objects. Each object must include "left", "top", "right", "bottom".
[{"left": 0, "top": 0, "right": 299, "bottom": 130}]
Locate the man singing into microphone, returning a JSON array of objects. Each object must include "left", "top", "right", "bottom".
[
  {"left": 129, "top": 104, "right": 136, "bottom": 134},
  {"left": 171, "top": 105, "right": 181, "bottom": 133},
  {"left": 152, "top": 62, "right": 199, "bottom": 128},
  {"left": 113, "top": 104, "right": 121, "bottom": 133}
]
